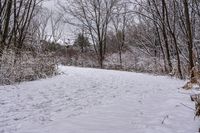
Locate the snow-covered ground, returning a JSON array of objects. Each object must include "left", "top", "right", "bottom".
[{"left": 0, "top": 66, "right": 199, "bottom": 133}]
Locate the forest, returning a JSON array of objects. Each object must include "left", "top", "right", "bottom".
[{"left": 0, "top": 0, "right": 200, "bottom": 83}]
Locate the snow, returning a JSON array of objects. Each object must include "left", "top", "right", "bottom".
[{"left": 0, "top": 66, "right": 199, "bottom": 133}]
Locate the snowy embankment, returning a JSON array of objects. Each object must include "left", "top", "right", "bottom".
[{"left": 0, "top": 66, "right": 199, "bottom": 133}]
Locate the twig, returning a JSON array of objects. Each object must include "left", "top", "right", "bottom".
[
  {"left": 180, "top": 103, "right": 195, "bottom": 111},
  {"left": 161, "top": 115, "right": 169, "bottom": 124},
  {"left": 178, "top": 91, "right": 192, "bottom": 95}
]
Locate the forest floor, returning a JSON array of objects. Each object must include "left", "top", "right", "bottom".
[{"left": 0, "top": 66, "right": 199, "bottom": 133}]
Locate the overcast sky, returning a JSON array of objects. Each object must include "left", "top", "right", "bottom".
[{"left": 42, "top": 0, "right": 79, "bottom": 44}]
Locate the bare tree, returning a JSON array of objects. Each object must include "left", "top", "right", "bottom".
[
  {"left": 0, "top": 0, "right": 12, "bottom": 56},
  {"left": 111, "top": 1, "right": 129, "bottom": 69},
  {"left": 36, "top": 8, "right": 51, "bottom": 42},
  {"left": 59, "top": 0, "right": 118, "bottom": 68},
  {"left": 163, "top": 0, "right": 183, "bottom": 79},
  {"left": 50, "top": 11, "right": 64, "bottom": 43},
  {"left": 0, "top": 0, "right": 43, "bottom": 58}
]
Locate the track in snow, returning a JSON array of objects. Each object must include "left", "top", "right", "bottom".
[{"left": 0, "top": 66, "right": 199, "bottom": 133}]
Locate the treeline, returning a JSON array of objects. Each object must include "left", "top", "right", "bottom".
[
  {"left": 1, "top": 0, "right": 200, "bottom": 84},
  {"left": 0, "top": 0, "right": 59, "bottom": 85},
  {"left": 0, "top": 0, "right": 38, "bottom": 57},
  {"left": 134, "top": 0, "right": 199, "bottom": 79},
  {"left": 58, "top": 0, "right": 200, "bottom": 79}
]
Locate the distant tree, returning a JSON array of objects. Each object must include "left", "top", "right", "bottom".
[
  {"left": 111, "top": 1, "right": 129, "bottom": 69},
  {"left": 74, "top": 33, "right": 90, "bottom": 53}
]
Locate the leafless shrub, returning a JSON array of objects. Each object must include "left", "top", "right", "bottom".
[{"left": 0, "top": 50, "right": 58, "bottom": 85}]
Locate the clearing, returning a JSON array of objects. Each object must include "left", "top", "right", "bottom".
[{"left": 0, "top": 66, "right": 199, "bottom": 133}]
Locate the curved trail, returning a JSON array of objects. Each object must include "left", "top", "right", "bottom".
[{"left": 0, "top": 66, "right": 198, "bottom": 133}]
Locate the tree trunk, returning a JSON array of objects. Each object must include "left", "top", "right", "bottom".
[
  {"left": 183, "top": 0, "right": 194, "bottom": 78},
  {"left": 164, "top": 0, "right": 183, "bottom": 79},
  {"left": 172, "top": 33, "right": 183, "bottom": 79},
  {"left": 162, "top": 0, "right": 172, "bottom": 73}
]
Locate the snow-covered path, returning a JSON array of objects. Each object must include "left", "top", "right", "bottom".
[{"left": 0, "top": 66, "right": 199, "bottom": 133}]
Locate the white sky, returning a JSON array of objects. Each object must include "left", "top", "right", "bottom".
[{"left": 42, "top": 0, "right": 79, "bottom": 44}]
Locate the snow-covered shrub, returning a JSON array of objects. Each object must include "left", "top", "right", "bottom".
[
  {"left": 0, "top": 50, "right": 58, "bottom": 85},
  {"left": 104, "top": 48, "right": 165, "bottom": 74},
  {"left": 59, "top": 50, "right": 99, "bottom": 68},
  {"left": 182, "top": 66, "right": 200, "bottom": 90},
  {"left": 58, "top": 46, "right": 166, "bottom": 74}
]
